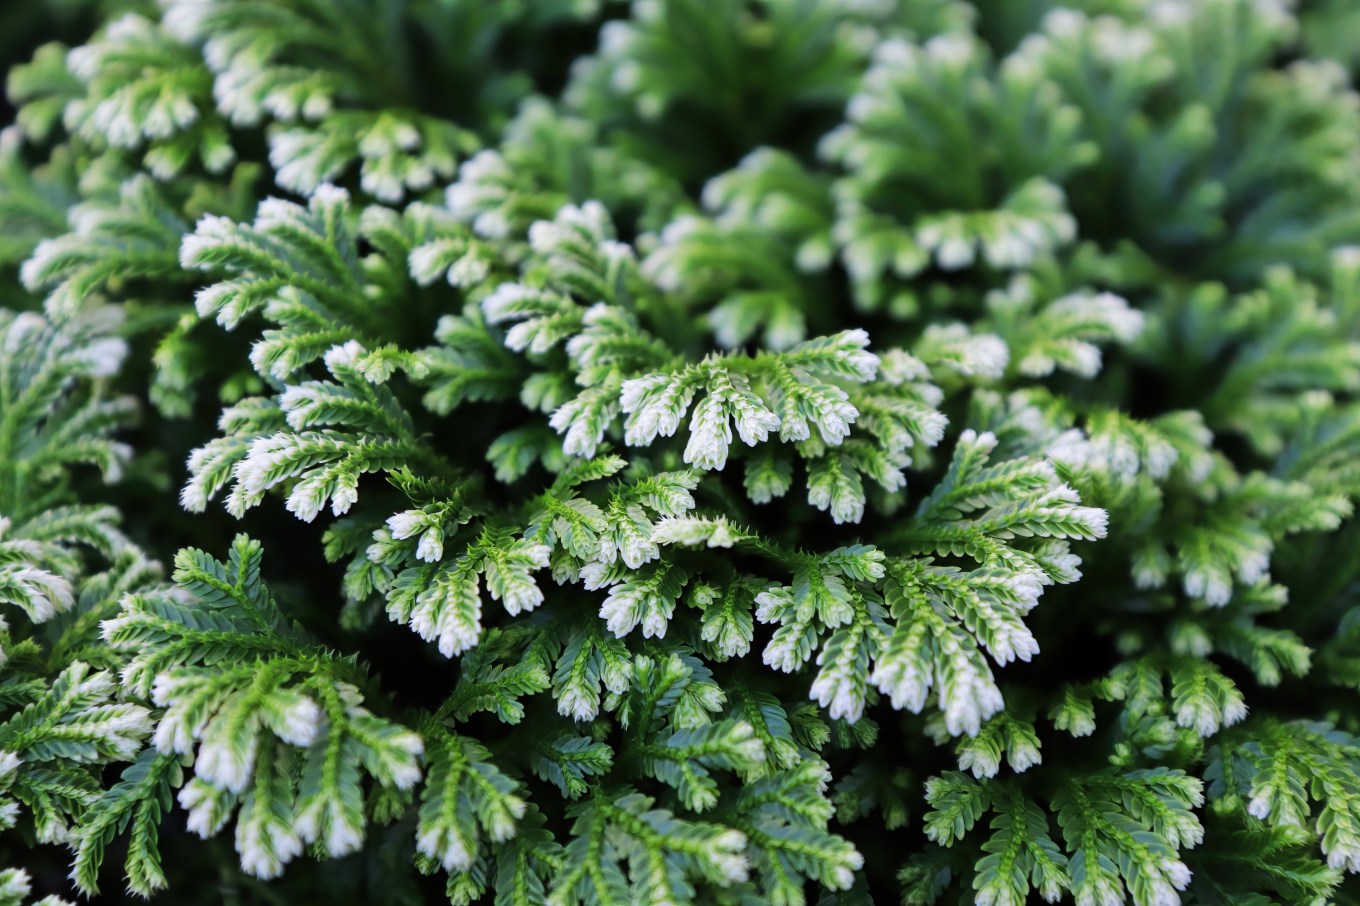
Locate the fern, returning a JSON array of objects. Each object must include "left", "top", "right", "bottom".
[{"left": 2, "top": 1, "right": 1360, "bottom": 904}]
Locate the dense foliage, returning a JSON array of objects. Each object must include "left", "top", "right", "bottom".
[{"left": 2, "top": 0, "right": 1360, "bottom": 903}]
